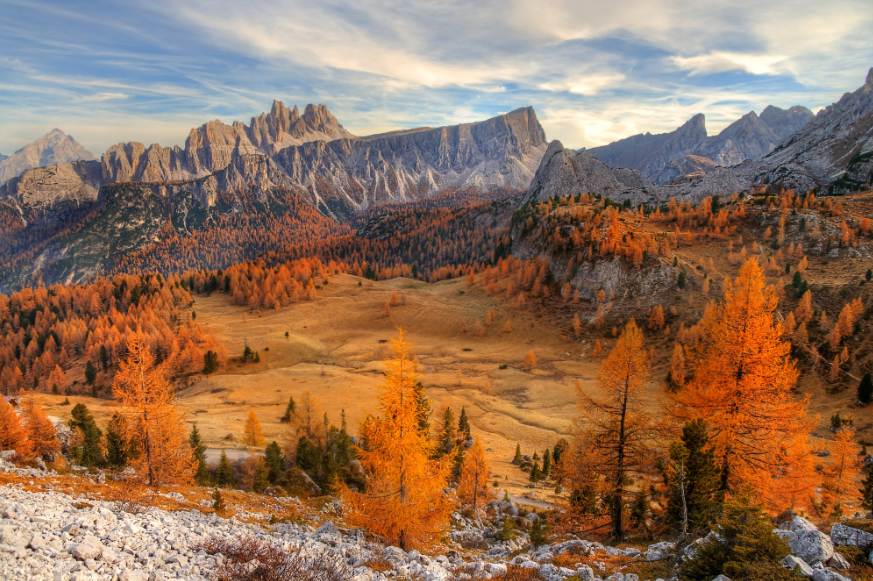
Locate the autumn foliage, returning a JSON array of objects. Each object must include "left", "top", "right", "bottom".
[
  {"left": 342, "top": 330, "right": 455, "bottom": 550},
  {"left": 113, "top": 331, "right": 196, "bottom": 486},
  {"left": 667, "top": 258, "right": 815, "bottom": 510}
]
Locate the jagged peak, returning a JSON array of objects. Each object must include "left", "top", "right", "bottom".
[{"left": 866, "top": 67, "right": 873, "bottom": 87}]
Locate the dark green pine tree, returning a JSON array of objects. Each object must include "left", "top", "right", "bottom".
[
  {"left": 264, "top": 441, "right": 284, "bottom": 483},
  {"left": 441, "top": 406, "right": 456, "bottom": 453},
  {"left": 215, "top": 451, "right": 235, "bottom": 488},
  {"left": 529, "top": 460, "right": 542, "bottom": 483},
  {"left": 542, "top": 448, "right": 551, "bottom": 476},
  {"left": 319, "top": 446, "right": 339, "bottom": 494},
  {"left": 282, "top": 395, "right": 296, "bottom": 422},
  {"left": 105, "top": 414, "right": 136, "bottom": 468},
  {"left": 858, "top": 373, "right": 873, "bottom": 405},
  {"left": 295, "top": 436, "right": 320, "bottom": 472},
  {"left": 85, "top": 361, "right": 97, "bottom": 385},
  {"left": 664, "top": 418, "right": 721, "bottom": 536},
  {"left": 252, "top": 459, "right": 270, "bottom": 493},
  {"left": 457, "top": 407, "right": 471, "bottom": 442},
  {"left": 413, "top": 382, "right": 432, "bottom": 437},
  {"left": 69, "top": 404, "right": 104, "bottom": 467},
  {"left": 512, "top": 442, "right": 522, "bottom": 464},
  {"left": 189, "top": 424, "right": 210, "bottom": 485},
  {"left": 861, "top": 467, "right": 873, "bottom": 512},
  {"left": 552, "top": 439, "right": 569, "bottom": 475},
  {"left": 335, "top": 412, "right": 355, "bottom": 466},
  {"left": 680, "top": 491, "right": 795, "bottom": 581}
]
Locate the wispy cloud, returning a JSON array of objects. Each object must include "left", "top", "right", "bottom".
[{"left": 0, "top": 0, "right": 871, "bottom": 154}]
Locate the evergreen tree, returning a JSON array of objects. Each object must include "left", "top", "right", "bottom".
[
  {"left": 680, "top": 491, "right": 794, "bottom": 581},
  {"left": 664, "top": 419, "right": 721, "bottom": 535},
  {"left": 858, "top": 373, "right": 873, "bottom": 405},
  {"left": 457, "top": 407, "right": 471, "bottom": 441},
  {"left": 281, "top": 395, "right": 296, "bottom": 423},
  {"left": 203, "top": 351, "right": 218, "bottom": 374},
  {"left": 105, "top": 414, "right": 136, "bottom": 468},
  {"left": 252, "top": 459, "right": 270, "bottom": 493},
  {"left": 440, "top": 406, "right": 456, "bottom": 453},
  {"left": 861, "top": 468, "right": 873, "bottom": 512},
  {"left": 295, "top": 436, "right": 320, "bottom": 472},
  {"left": 553, "top": 439, "right": 568, "bottom": 469},
  {"left": 319, "top": 445, "right": 339, "bottom": 494},
  {"left": 99, "top": 345, "right": 109, "bottom": 371},
  {"left": 212, "top": 490, "right": 226, "bottom": 514},
  {"left": 529, "top": 460, "right": 542, "bottom": 483},
  {"left": 189, "top": 424, "right": 210, "bottom": 485},
  {"left": 542, "top": 448, "right": 551, "bottom": 476},
  {"left": 335, "top": 414, "right": 354, "bottom": 466},
  {"left": 85, "top": 361, "right": 97, "bottom": 385},
  {"left": 529, "top": 517, "right": 547, "bottom": 546},
  {"left": 413, "top": 382, "right": 432, "bottom": 437},
  {"left": 216, "top": 451, "right": 235, "bottom": 487},
  {"left": 512, "top": 442, "right": 522, "bottom": 464},
  {"left": 68, "top": 404, "right": 104, "bottom": 467},
  {"left": 264, "top": 441, "right": 284, "bottom": 483}
]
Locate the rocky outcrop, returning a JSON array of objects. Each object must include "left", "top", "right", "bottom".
[
  {"left": 654, "top": 154, "right": 719, "bottom": 184},
  {"left": 1, "top": 160, "right": 103, "bottom": 207},
  {"left": 0, "top": 129, "right": 95, "bottom": 185},
  {"left": 588, "top": 106, "right": 814, "bottom": 184}
]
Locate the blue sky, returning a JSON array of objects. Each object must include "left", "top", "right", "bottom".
[{"left": 1, "top": 0, "right": 871, "bottom": 155}]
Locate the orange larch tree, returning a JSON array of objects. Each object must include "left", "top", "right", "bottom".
[
  {"left": 667, "top": 258, "right": 816, "bottom": 511},
  {"left": 21, "top": 396, "right": 61, "bottom": 460},
  {"left": 244, "top": 409, "right": 265, "bottom": 447},
  {"left": 342, "top": 330, "right": 455, "bottom": 550},
  {"left": 113, "top": 331, "right": 196, "bottom": 486},
  {"left": 458, "top": 439, "right": 495, "bottom": 515},
  {"left": 574, "top": 319, "right": 653, "bottom": 540},
  {"left": 0, "top": 396, "right": 30, "bottom": 458}
]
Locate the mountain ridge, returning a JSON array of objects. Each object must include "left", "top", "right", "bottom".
[{"left": 588, "top": 105, "right": 814, "bottom": 184}]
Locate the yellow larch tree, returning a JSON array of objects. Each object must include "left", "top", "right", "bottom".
[
  {"left": 458, "top": 439, "right": 495, "bottom": 515},
  {"left": 0, "top": 396, "right": 31, "bottom": 458},
  {"left": 524, "top": 351, "right": 537, "bottom": 371},
  {"left": 113, "top": 331, "right": 196, "bottom": 486},
  {"left": 342, "top": 330, "right": 455, "bottom": 550},
  {"left": 244, "top": 409, "right": 265, "bottom": 447},
  {"left": 20, "top": 395, "right": 60, "bottom": 460},
  {"left": 667, "top": 258, "right": 816, "bottom": 511},
  {"left": 574, "top": 319, "right": 653, "bottom": 540},
  {"left": 821, "top": 426, "right": 861, "bottom": 517}
]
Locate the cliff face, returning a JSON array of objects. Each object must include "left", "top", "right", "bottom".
[
  {"left": 0, "top": 129, "right": 95, "bottom": 185},
  {"left": 1, "top": 104, "right": 546, "bottom": 215},
  {"left": 272, "top": 106, "right": 548, "bottom": 212}
]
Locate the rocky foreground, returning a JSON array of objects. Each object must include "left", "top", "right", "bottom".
[{"left": 1, "top": 461, "right": 871, "bottom": 581}]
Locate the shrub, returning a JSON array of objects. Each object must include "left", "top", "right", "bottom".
[
  {"left": 679, "top": 492, "right": 793, "bottom": 581},
  {"left": 193, "top": 536, "right": 351, "bottom": 581}
]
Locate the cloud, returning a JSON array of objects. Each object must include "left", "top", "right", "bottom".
[
  {"left": 669, "top": 53, "right": 788, "bottom": 76},
  {"left": 0, "top": 0, "right": 871, "bottom": 154},
  {"left": 540, "top": 73, "right": 626, "bottom": 96},
  {"left": 78, "top": 92, "right": 129, "bottom": 102}
]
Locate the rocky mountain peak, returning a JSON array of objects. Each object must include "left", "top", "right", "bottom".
[
  {"left": 679, "top": 113, "right": 708, "bottom": 139},
  {"left": 0, "top": 129, "right": 95, "bottom": 184},
  {"left": 866, "top": 67, "right": 873, "bottom": 87}
]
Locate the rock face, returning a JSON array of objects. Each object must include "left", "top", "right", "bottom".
[
  {"left": 0, "top": 129, "right": 95, "bottom": 185},
  {"left": 1, "top": 105, "right": 546, "bottom": 214},
  {"left": 588, "top": 106, "right": 814, "bottom": 184},
  {"left": 270, "top": 106, "right": 547, "bottom": 211}
]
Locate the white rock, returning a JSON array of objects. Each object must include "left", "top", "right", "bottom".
[
  {"left": 830, "top": 523, "right": 873, "bottom": 552},
  {"left": 646, "top": 541, "right": 675, "bottom": 561},
  {"left": 71, "top": 535, "right": 104, "bottom": 561},
  {"left": 826, "top": 551, "right": 850, "bottom": 570},
  {"left": 811, "top": 569, "right": 852, "bottom": 581},
  {"left": 782, "top": 554, "right": 814, "bottom": 577}
]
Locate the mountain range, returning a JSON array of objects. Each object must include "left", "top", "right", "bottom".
[
  {"left": 525, "top": 68, "right": 873, "bottom": 205},
  {"left": 0, "top": 68, "right": 871, "bottom": 289},
  {"left": 0, "top": 128, "right": 94, "bottom": 185},
  {"left": 0, "top": 103, "right": 546, "bottom": 217},
  {"left": 587, "top": 105, "right": 814, "bottom": 184}
]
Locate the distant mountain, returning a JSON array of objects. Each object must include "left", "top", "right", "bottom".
[
  {"left": 525, "top": 67, "right": 873, "bottom": 205},
  {"left": 0, "top": 129, "right": 95, "bottom": 184},
  {"left": 588, "top": 106, "right": 814, "bottom": 184},
  {"left": 1, "top": 104, "right": 545, "bottom": 217}
]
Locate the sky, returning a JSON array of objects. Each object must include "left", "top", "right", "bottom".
[{"left": 1, "top": 0, "right": 872, "bottom": 156}]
